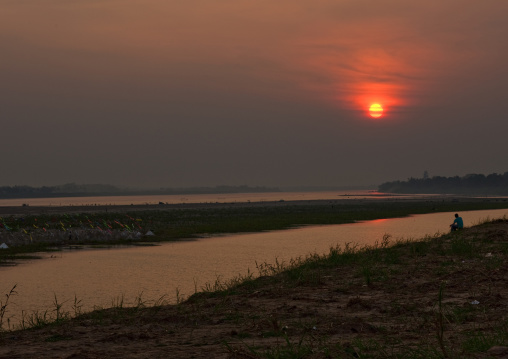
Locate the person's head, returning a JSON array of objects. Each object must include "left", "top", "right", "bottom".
[{"left": 455, "top": 213, "right": 459, "bottom": 218}]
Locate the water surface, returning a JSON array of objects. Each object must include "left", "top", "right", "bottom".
[
  {"left": 0, "top": 190, "right": 430, "bottom": 206},
  {"left": 1, "top": 208, "right": 506, "bottom": 326}
]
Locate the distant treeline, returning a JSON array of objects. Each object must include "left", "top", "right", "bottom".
[
  {"left": 379, "top": 172, "right": 508, "bottom": 195},
  {"left": 0, "top": 183, "right": 280, "bottom": 199}
]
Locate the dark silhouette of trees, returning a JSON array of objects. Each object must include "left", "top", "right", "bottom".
[{"left": 379, "top": 172, "right": 508, "bottom": 195}]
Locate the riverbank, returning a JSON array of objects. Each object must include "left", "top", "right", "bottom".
[
  {"left": 1, "top": 197, "right": 508, "bottom": 264},
  {"left": 1, "top": 218, "right": 508, "bottom": 358},
  {"left": 0, "top": 196, "right": 506, "bottom": 263}
]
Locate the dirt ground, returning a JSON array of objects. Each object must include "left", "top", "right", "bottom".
[{"left": 1, "top": 221, "right": 508, "bottom": 358}]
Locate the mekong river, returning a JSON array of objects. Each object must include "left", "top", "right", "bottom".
[{"left": 1, "top": 207, "right": 508, "bottom": 326}]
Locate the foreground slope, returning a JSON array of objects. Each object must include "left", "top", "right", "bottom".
[{"left": 1, "top": 220, "right": 508, "bottom": 358}]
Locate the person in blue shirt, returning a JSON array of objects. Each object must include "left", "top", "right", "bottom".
[{"left": 450, "top": 213, "right": 463, "bottom": 231}]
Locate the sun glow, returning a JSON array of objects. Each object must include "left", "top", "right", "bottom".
[
  {"left": 341, "top": 82, "right": 402, "bottom": 120},
  {"left": 369, "top": 103, "right": 383, "bottom": 118}
]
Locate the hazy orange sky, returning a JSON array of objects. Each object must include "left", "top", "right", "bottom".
[{"left": 1, "top": 1, "right": 507, "bottom": 188}]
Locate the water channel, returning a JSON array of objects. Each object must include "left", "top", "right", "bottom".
[
  {"left": 1, "top": 208, "right": 508, "bottom": 326},
  {"left": 0, "top": 190, "right": 432, "bottom": 206}
]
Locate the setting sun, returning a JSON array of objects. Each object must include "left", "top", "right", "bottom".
[{"left": 369, "top": 103, "right": 383, "bottom": 118}]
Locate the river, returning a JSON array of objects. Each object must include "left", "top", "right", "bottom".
[
  {"left": 1, "top": 207, "right": 507, "bottom": 328},
  {"left": 0, "top": 190, "right": 433, "bottom": 207}
]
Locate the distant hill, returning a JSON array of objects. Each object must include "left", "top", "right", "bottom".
[
  {"left": 379, "top": 172, "right": 508, "bottom": 195},
  {"left": 0, "top": 184, "right": 280, "bottom": 199}
]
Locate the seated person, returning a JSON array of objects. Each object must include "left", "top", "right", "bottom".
[{"left": 450, "top": 213, "right": 463, "bottom": 231}]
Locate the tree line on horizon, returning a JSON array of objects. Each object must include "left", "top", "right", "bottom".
[
  {"left": 379, "top": 172, "right": 508, "bottom": 195},
  {"left": 0, "top": 183, "right": 281, "bottom": 199}
]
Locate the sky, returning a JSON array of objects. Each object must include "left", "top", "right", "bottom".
[{"left": 1, "top": 0, "right": 507, "bottom": 189}]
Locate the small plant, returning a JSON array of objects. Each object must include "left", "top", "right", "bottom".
[
  {"left": 45, "top": 334, "right": 72, "bottom": 342},
  {"left": 435, "top": 283, "right": 449, "bottom": 358},
  {"left": 111, "top": 294, "right": 125, "bottom": 309},
  {"left": 21, "top": 310, "right": 51, "bottom": 329},
  {"left": 244, "top": 333, "right": 315, "bottom": 358},
  {"left": 0, "top": 284, "right": 17, "bottom": 331},
  {"left": 53, "top": 294, "right": 68, "bottom": 323},
  {"left": 72, "top": 295, "right": 83, "bottom": 317},
  {"left": 152, "top": 294, "right": 168, "bottom": 307},
  {"left": 175, "top": 287, "right": 184, "bottom": 305},
  {"left": 462, "top": 322, "right": 508, "bottom": 353},
  {"left": 359, "top": 264, "right": 374, "bottom": 286},
  {"left": 133, "top": 292, "right": 147, "bottom": 309}
]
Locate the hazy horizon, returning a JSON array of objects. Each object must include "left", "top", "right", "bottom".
[
  {"left": 2, "top": 1, "right": 507, "bottom": 188},
  {"left": 0, "top": 182, "right": 377, "bottom": 192}
]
